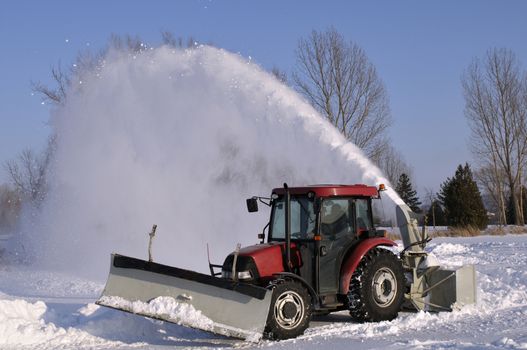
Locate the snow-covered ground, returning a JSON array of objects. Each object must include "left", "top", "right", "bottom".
[{"left": 1, "top": 234, "right": 526, "bottom": 349}]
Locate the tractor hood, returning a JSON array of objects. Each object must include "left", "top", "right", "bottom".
[{"left": 232, "top": 242, "right": 302, "bottom": 279}]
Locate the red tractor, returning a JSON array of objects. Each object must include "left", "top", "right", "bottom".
[
  {"left": 98, "top": 183, "right": 475, "bottom": 341},
  {"left": 217, "top": 183, "right": 404, "bottom": 339}
]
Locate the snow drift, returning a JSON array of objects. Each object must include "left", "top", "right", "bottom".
[{"left": 24, "top": 45, "right": 398, "bottom": 279}]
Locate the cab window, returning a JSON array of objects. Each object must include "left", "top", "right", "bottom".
[
  {"left": 270, "top": 196, "right": 316, "bottom": 239},
  {"left": 355, "top": 198, "right": 372, "bottom": 233},
  {"left": 320, "top": 199, "right": 354, "bottom": 239}
]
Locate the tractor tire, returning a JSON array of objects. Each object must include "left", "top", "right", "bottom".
[
  {"left": 346, "top": 248, "right": 405, "bottom": 322},
  {"left": 264, "top": 280, "right": 311, "bottom": 340}
]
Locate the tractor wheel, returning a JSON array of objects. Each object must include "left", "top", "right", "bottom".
[
  {"left": 346, "top": 248, "right": 404, "bottom": 322},
  {"left": 265, "top": 280, "right": 311, "bottom": 340}
]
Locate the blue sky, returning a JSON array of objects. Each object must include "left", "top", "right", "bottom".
[{"left": 1, "top": 0, "right": 527, "bottom": 194}]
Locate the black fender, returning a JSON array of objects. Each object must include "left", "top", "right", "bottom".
[{"left": 272, "top": 272, "right": 320, "bottom": 308}]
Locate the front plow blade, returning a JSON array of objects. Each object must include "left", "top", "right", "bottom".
[{"left": 96, "top": 254, "right": 272, "bottom": 341}]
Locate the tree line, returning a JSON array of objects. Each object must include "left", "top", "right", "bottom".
[
  {"left": 376, "top": 160, "right": 512, "bottom": 232},
  {"left": 393, "top": 164, "right": 487, "bottom": 230},
  {"left": 286, "top": 29, "right": 526, "bottom": 230},
  {"left": 1, "top": 29, "right": 526, "bottom": 234}
]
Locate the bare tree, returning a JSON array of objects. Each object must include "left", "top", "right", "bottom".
[
  {"left": 32, "top": 33, "right": 153, "bottom": 108},
  {"left": 4, "top": 137, "right": 54, "bottom": 205},
  {"left": 462, "top": 48, "right": 527, "bottom": 225},
  {"left": 271, "top": 66, "right": 288, "bottom": 84},
  {"left": 474, "top": 163, "right": 507, "bottom": 225},
  {"left": 109, "top": 34, "right": 147, "bottom": 53},
  {"left": 375, "top": 144, "right": 412, "bottom": 186},
  {"left": 293, "top": 28, "right": 392, "bottom": 161},
  {"left": 0, "top": 184, "right": 21, "bottom": 233},
  {"left": 423, "top": 187, "right": 436, "bottom": 228},
  {"left": 31, "top": 63, "right": 70, "bottom": 105},
  {"left": 161, "top": 31, "right": 198, "bottom": 49}
]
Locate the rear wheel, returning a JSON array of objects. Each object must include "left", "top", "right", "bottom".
[
  {"left": 265, "top": 280, "right": 311, "bottom": 340},
  {"left": 346, "top": 248, "right": 404, "bottom": 322}
]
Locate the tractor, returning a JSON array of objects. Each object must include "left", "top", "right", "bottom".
[
  {"left": 217, "top": 183, "right": 404, "bottom": 339},
  {"left": 97, "top": 184, "right": 476, "bottom": 340}
]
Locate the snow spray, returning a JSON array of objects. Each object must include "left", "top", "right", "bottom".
[{"left": 28, "top": 45, "right": 401, "bottom": 279}]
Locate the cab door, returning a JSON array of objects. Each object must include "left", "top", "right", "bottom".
[{"left": 318, "top": 198, "right": 356, "bottom": 293}]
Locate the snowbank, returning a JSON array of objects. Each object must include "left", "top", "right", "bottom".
[{"left": 0, "top": 297, "right": 116, "bottom": 348}]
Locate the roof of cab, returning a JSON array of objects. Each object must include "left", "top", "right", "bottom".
[{"left": 272, "top": 184, "right": 379, "bottom": 198}]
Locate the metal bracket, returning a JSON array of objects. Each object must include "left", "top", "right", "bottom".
[
  {"left": 232, "top": 243, "right": 241, "bottom": 282},
  {"left": 148, "top": 224, "right": 157, "bottom": 262}
]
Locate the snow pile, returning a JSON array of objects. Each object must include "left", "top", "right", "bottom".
[
  {"left": 0, "top": 298, "right": 115, "bottom": 348},
  {"left": 0, "top": 298, "right": 53, "bottom": 346},
  {"left": 98, "top": 296, "right": 214, "bottom": 331},
  {"left": 430, "top": 243, "right": 470, "bottom": 255},
  {"left": 428, "top": 242, "right": 479, "bottom": 267},
  {"left": 21, "top": 44, "right": 397, "bottom": 279}
]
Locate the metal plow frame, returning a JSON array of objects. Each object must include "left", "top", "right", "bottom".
[{"left": 96, "top": 254, "right": 272, "bottom": 341}]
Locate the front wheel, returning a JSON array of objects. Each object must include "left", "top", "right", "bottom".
[
  {"left": 265, "top": 280, "right": 311, "bottom": 340},
  {"left": 347, "top": 248, "right": 405, "bottom": 322}
]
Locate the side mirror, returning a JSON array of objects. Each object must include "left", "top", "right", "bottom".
[{"left": 246, "top": 197, "right": 258, "bottom": 212}]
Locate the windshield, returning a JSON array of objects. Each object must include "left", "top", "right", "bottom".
[{"left": 270, "top": 195, "right": 316, "bottom": 240}]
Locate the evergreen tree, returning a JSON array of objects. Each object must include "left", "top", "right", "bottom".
[
  {"left": 506, "top": 186, "right": 527, "bottom": 225},
  {"left": 438, "top": 163, "right": 488, "bottom": 229},
  {"left": 426, "top": 200, "right": 447, "bottom": 226},
  {"left": 395, "top": 173, "right": 422, "bottom": 212}
]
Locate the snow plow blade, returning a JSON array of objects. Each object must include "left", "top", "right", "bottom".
[{"left": 96, "top": 254, "right": 272, "bottom": 341}]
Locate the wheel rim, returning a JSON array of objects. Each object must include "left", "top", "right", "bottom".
[
  {"left": 371, "top": 267, "right": 397, "bottom": 307},
  {"left": 274, "top": 290, "right": 305, "bottom": 330}
]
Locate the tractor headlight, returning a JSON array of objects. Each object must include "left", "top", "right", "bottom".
[
  {"left": 237, "top": 270, "right": 253, "bottom": 280},
  {"left": 221, "top": 270, "right": 253, "bottom": 280},
  {"left": 221, "top": 255, "right": 259, "bottom": 282}
]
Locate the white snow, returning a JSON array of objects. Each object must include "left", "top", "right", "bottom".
[
  {"left": 98, "top": 295, "right": 214, "bottom": 331},
  {"left": 0, "top": 298, "right": 118, "bottom": 348},
  {"left": 0, "top": 234, "right": 526, "bottom": 349}
]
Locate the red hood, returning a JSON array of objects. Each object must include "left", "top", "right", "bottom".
[{"left": 237, "top": 242, "right": 301, "bottom": 278}]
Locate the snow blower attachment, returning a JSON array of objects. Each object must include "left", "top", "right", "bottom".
[
  {"left": 396, "top": 204, "right": 477, "bottom": 311},
  {"left": 97, "top": 184, "right": 477, "bottom": 341}
]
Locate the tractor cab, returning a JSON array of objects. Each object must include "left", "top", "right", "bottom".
[
  {"left": 248, "top": 184, "right": 383, "bottom": 240},
  {"left": 267, "top": 185, "right": 380, "bottom": 241},
  {"left": 241, "top": 184, "right": 388, "bottom": 298}
]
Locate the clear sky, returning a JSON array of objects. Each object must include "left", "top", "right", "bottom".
[{"left": 1, "top": 0, "right": 527, "bottom": 196}]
